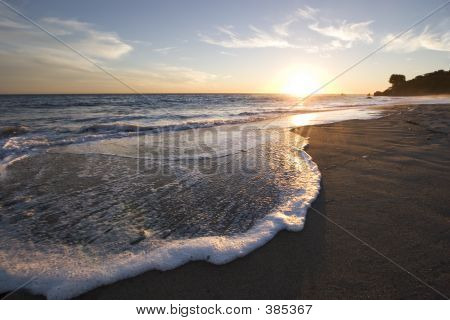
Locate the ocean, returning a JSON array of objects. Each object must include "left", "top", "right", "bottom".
[{"left": 1, "top": 93, "right": 449, "bottom": 298}]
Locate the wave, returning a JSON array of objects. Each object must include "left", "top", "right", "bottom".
[
  {"left": 78, "top": 123, "right": 155, "bottom": 134},
  {"left": 76, "top": 117, "right": 267, "bottom": 135},
  {"left": 0, "top": 143, "right": 320, "bottom": 299},
  {"left": 0, "top": 154, "right": 30, "bottom": 178},
  {"left": 71, "top": 115, "right": 149, "bottom": 123},
  {"left": 236, "top": 109, "right": 298, "bottom": 116}
]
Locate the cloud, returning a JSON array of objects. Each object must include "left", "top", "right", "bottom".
[
  {"left": 41, "top": 17, "right": 92, "bottom": 32},
  {"left": 155, "top": 65, "right": 217, "bottom": 83},
  {"left": 0, "top": 13, "right": 132, "bottom": 61},
  {"left": 200, "top": 6, "right": 373, "bottom": 51},
  {"left": 308, "top": 20, "right": 373, "bottom": 44},
  {"left": 295, "top": 6, "right": 373, "bottom": 47},
  {"left": 219, "top": 51, "right": 237, "bottom": 56},
  {"left": 383, "top": 26, "right": 450, "bottom": 52},
  {"left": 0, "top": 17, "right": 31, "bottom": 30},
  {"left": 296, "top": 6, "right": 319, "bottom": 21},
  {"left": 153, "top": 47, "right": 176, "bottom": 55},
  {"left": 127, "top": 39, "right": 152, "bottom": 46},
  {"left": 0, "top": 11, "right": 135, "bottom": 89},
  {"left": 121, "top": 65, "right": 216, "bottom": 85},
  {"left": 199, "top": 25, "right": 297, "bottom": 48},
  {"left": 0, "top": 9, "right": 220, "bottom": 93},
  {"left": 0, "top": 47, "right": 218, "bottom": 93},
  {"left": 41, "top": 17, "right": 133, "bottom": 60},
  {"left": 273, "top": 19, "right": 295, "bottom": 37},
  {"left": 112, "top": 65, "right": 218, "bottom": 93}
]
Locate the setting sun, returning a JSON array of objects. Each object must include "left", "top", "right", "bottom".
[{"left": 281, "top": 71, "right": 321, "bottom": 97}]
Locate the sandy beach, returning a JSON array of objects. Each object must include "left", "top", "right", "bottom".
[{"left": 4, "top": 103, "right": 449, "bottom": 300}]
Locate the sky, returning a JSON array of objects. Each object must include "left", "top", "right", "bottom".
[{"left": 0, "top": 0, "right": 449, "bottom": 94}]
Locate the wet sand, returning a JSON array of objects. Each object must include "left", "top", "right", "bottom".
[{"left": 6, "top": 104, "right": 450, "bottom": 299}]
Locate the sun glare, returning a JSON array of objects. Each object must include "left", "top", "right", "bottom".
[
  {"left": 290, "top": 113, "right": 318, "bottom": 126},
  {"left": 281, "top": 71, "right": 321, "bottom": 97}
]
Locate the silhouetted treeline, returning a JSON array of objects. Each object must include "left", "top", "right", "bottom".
[{"left": 374, "top": 69, "right": 450, "bottom": 96}]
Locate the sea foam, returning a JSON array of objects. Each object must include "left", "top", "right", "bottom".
[{"left": 0, "top": 141, "right": 320, "bottom": 299}]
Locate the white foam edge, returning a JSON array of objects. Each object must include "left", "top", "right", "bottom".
[
  {"left": 0, "top": 154, "right": 29, "bottom": 179},
  {"left": 0, "top": 149, "right": 320, "bottom": 299}
]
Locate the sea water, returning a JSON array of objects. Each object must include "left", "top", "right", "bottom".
[{"left": 1, "top": 94, "right": 449, "bottom": 298}]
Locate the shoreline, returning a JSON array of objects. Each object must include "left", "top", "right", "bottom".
[{"left": 3, "top": 104, "right": 450, "bottom": 299}]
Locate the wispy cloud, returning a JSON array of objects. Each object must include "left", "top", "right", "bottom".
[
  {"left": 308, "top": 20, "right": 373, "bottom": 44},
  {"left": 154, "top": 65, "right": 217, "bottom": 83},
  {"left": 0, "top": 11, "right": 216, "bottom": 92},
  {"left": 0, "top": 17, "right": 31, "bottom": 29},
  {"left": 113, "top": 65, "right": 218, "bottom": 93},
  {"left": 127, "top": 39, "right": 152, "bottom": 46},
  {"left": 296, "top": 6, "right": 318, "bottom": 21},
  {"left": 41, "top": 17, "right": 92, "bottom": 32},
  {"left": 383, "top": 26, "right": 450, "bottom": 52},
  {"left": 0, "top": 13, "right": 129, "bottom": 92},
  {"left": 219, "top": 51, "right": 237, "bottom": 56},
  {"left": 296, "top": 6, "right": 373, "bottom": 47},
  {"left": 41, "top": 17, "right": 133, "bottom": 60},
  {"left": 200, "top": 6, "right": 373, "bottom": 51},
  {"left": 153, "top": 47, "right": 176, "bottom": 55},
  {"left": 273, "top": 19, "right": 296, "bottom": 37},
  {"left": 0, "top": 14, "right": 133, "bottom": 61},
  {"left": 199, "top": 25, "right": 297, "bottom": 49}
]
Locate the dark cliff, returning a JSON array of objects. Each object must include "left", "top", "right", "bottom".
[{"left": 374, "top": 69, "right": 450, "bottom": 96}]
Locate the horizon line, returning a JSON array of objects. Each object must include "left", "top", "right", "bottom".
[{"left": 0, "top": 92, "right": 367, "bottom": 96}]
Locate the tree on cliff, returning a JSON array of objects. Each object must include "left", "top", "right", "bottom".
[{"left": 389, "top": 74, "right": 406, "bottom": 87}]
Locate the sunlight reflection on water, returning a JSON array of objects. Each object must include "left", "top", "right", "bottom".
[{"left": 262, "top": 107, "right": 383, "bottom": 129}]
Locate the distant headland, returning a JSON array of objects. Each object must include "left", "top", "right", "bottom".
[{"left": 374, "top": 69, "right": 450, "bottom": 96}]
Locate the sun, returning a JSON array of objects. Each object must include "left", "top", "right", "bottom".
[{"left": 281, "top": 71, "right": 321, "bottom": 97}]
